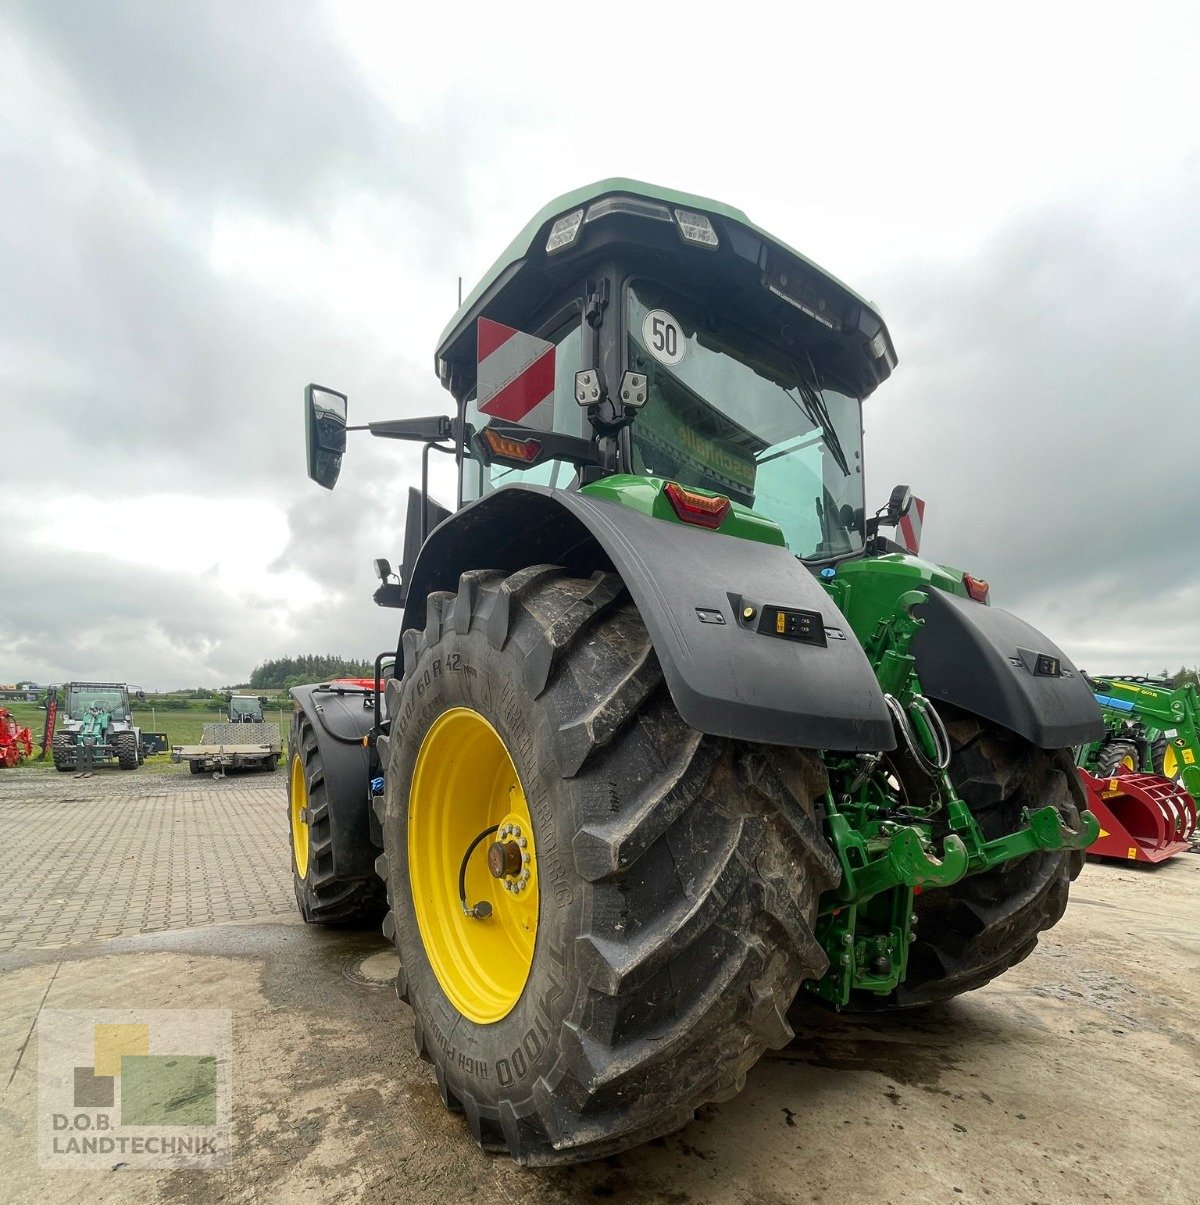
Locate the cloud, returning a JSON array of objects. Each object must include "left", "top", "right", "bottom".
[
  {"left": 6, "top": 0, "right": 460, "bottom": 228},
  {"left": 2, "top": 0, "right": 1198, "bottom": 689},
  {"left": 863, "top": 169, "right": 1200, "bottom": 671}
]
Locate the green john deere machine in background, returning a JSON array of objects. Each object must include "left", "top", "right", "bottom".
[
  {"left": 288, "top": 179, "right": 1103, "bottom": 1165},
  {"left": 1080, "top": 673, "right": 1200, "bottom": 798}
]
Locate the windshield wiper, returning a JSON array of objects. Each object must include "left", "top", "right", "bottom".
[{"left": 783, "top": 368, "right": 851, "bottom": 477}]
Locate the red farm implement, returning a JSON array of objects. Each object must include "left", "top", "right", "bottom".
[
  {"left": 0, "top": 708, "right": 34, "bottom": 768},
  {"left": 1079, "top": 768, "right": 1197, "bottom": 864}
]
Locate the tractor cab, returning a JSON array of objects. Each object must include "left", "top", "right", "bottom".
[
  {"left": 305, "top": 179, "right": 906, "bottom": 572},
  {"left": 65, "top": 682, "right": 131, "bottom": 722},
  {"left": 437, "top": 180, "right": 896, "bottom": 565},
  {"left": 229, "top": 694, "right": 265, "bottom": 723}
]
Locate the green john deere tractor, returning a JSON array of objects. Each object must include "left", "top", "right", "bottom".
[
  {"left": 288, "top": 179, "right": 1103, "bottom": 1165},
  {"left": 1080, "top": 673, "right": 1200, "bottom": 797}
]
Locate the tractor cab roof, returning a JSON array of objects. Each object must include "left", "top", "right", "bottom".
[{"left": 435, "top": 178, "right": 897, "bottom": 403}]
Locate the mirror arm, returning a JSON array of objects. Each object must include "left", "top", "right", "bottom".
[{"left": 363, "top": 416, "right": 456, "bottom": 442}]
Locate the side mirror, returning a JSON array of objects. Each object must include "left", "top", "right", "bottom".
[
  {"left": 885, "top": 484, "right": 913, "bottom": 523},
  {"left": 135, "top": 690, "right": 146, "bottom": 702},
  {"left": 305, "top": 384, "right": 348, "bottom": 490}
]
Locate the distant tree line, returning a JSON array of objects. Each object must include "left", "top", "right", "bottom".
[
  {"left": 249, "top": 654, "right": 373, "bottom": 690},
  {"left": 1162, "top": 667, "right": 1198, "bottom": 687}
]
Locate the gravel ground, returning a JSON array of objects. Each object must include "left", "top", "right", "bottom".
[{"left": 0, "top": 768, "right": 1196, "bottom": 1204}]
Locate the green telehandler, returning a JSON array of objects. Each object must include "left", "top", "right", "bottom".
[{"left": 287, "top": 180, "right": 1103, "bottom": 1164}]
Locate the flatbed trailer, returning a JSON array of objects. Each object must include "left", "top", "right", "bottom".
[{"left": 173, "top": 722, "right": 281, "bottom": 775}]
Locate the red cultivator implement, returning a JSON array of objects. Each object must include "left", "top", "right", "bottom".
[
  {"left": 0, "top": 708, "right": 34, "bottom": 769},
  {"left": 1079, "top": 768, "right": 1198, "bottom": 863}
]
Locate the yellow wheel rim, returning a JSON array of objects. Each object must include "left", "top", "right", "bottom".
[
  {"left": 1121, "top": 753, "right": 1136, "bottom": 771},
  {"left": 290, "top": 754, "right": 310, "bottom": 878},
  {"left": 409, "top": 707, "right": 538, "bottom": 1025},
  {"left": 1163, "top": 745, "right": 1179, "bottom": 780}
]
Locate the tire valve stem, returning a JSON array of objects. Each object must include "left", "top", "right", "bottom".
[{"left": 458, "top": 824, "right": 500, "bottom": 920}]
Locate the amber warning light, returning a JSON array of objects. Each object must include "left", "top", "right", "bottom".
[{"left": 480, "top": 427, "right": 543, "bottom": 464}]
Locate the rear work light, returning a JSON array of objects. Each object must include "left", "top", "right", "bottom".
[
  {"left": 480, "top": 427, "right": 542, "bottom": 464},
  {"left": 673, "top": 208, "right": 719, "bottom": 248},
  {"left": 664, "top": 481, "right": 731, "bottom": 530},
  {"left": 963, "top": 573, "right": 990, "bottom": 603},
  {"left": 545, "top": 208, "right": 584, "bottom": 253}
]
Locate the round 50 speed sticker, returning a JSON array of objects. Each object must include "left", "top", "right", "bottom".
[{"left": 641, "top": 309, "right": 685, "bottom": 366}]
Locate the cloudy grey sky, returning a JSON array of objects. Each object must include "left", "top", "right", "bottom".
[{"left": 1, "top": 0, "right": 1197, "bottom": 688}]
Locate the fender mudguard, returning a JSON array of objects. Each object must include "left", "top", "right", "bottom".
[
  {"left": 290, "top": 684, "right": 380, "bottom": 878},
  {"left": 402, "top": 485, "right": 895, "bottom": 752},
  {"left": 911, "top": 589, "right": 1104, "bottom": 749}
]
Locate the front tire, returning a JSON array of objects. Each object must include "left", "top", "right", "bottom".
[
  {"left": 1150, "top": 735, "right": 1179, "bottom": 781},
  {"left": 116, "top": 732, "right": 140, "bottom": 770},
  {"left": 52, "top": 734, "right": 74, "bottom": 772},
  {"left": 1094, "top": 738, "right": 1139, "bottom": 778},
  {"left": 378, "top": 567, "right": 838, "bottom": 1165}
]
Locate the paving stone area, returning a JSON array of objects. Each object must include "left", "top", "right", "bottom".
[{"left": 0, "top": 769, "right": 295, "bottom": 951}]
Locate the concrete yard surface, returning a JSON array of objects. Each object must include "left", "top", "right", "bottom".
[{"left": 0, "top": 770, "right": 1197, "bottom": 1204}]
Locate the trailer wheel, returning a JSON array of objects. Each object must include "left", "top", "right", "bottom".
[
  {"left": 378, "top": 567, "right": 837, "bottom": 1165},
  {"left": 288, "top": 714, "right": 385, "bottom": 925},
  {"left": 853, "top": 707, "right": 1087, "bottom": 1009},
  {"left": 116, "top": 732, "right": 139, "bottom": 770},
  {"left": 188, "top": 760, "right": 203, "bottom": 775},
  {"left": 52, "top": 734, "right": 74, "bottom": 772},
  {"left": 1095, "top": 738, "right": 1139, "bottom": 777}
]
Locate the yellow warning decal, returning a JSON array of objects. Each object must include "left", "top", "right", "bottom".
[
  {"left": 776, "top": 612, "right": 786, "bottom": 634},
  {"left": 1184, "top": 749, "right": 1196, "bottom": 765},
  {"left": 1127, "top": 846, "right": 1139, "bottom": 860},
  {"left": 1098, "top": 828, "right": 1110, "bottom": 839}
]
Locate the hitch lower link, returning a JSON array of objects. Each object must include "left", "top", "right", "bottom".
[{"left": 824, "top": 799, "right": 1100, "bottom": 909}]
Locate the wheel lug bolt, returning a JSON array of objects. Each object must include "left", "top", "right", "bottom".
[{"left": 518, "top": 837, "right": 527, "bottom": 848}]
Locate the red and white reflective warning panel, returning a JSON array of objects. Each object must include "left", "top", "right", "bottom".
[
  {"left": 896, "top": 496, "right": 926, "bottom": 554},
  {"left": 477, "top": 318, "right": 556, "bottom": 431}
]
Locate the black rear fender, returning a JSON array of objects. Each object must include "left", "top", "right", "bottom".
[
  {"left": 289, "top": 684, "right": 380, "bottom": 876},
  {"left": 401, "top": 485, "right": 894, "bottom": 752},
  {"left": 912, "top": 590, "right": 1105, "bottom": 749}
]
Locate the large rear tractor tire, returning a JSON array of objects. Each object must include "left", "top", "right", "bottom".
[
  {"left": 1094, "top": 738, "right": 1139, "bottom": 778},
  {"left": 377, "top": 567, "right": 838, "bottom": 1165},
  {"left": 287, "top": 714, "right": 385, "bottom": 926},
  {"left": 116, "top": 732, "right": 140, "bottom": 770},
  {"left": 855, "top": 707, "right": 1088, "bottom": 1010}
]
